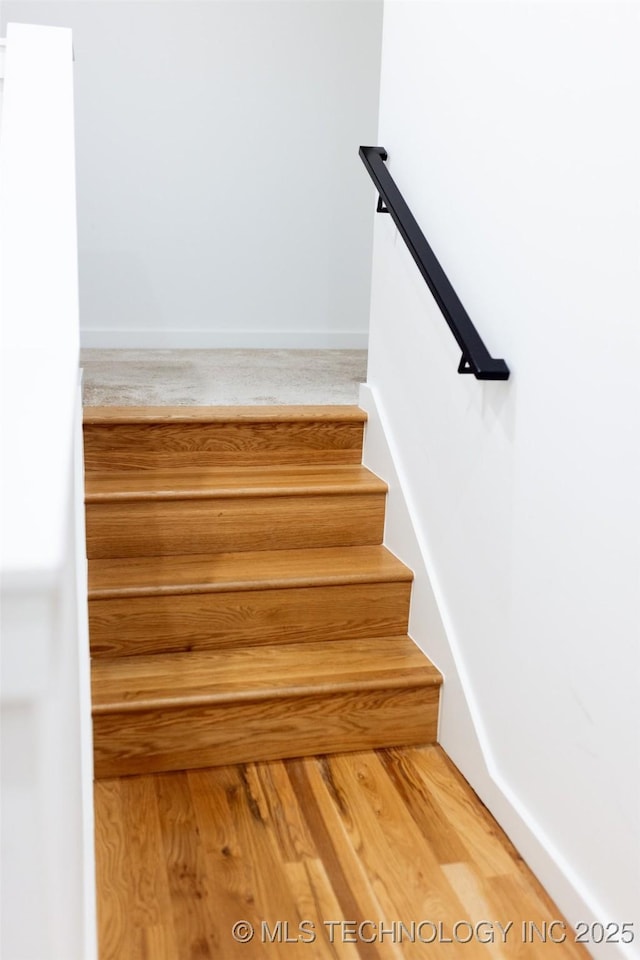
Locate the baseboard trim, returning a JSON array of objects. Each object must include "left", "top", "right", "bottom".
[
  {"left": 359, "top": 382, "right": 637, "bottom": 960},
  {"left": 80, "top": 330, "right": 369, "bottom": 350}
]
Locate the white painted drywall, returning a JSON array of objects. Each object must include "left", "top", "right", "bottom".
[
  {"left": 0, "top": 39, "right": 6, "bottom": 130},
  {"left": 364, "top": 2, "right": 640, "bottom": 956},
  {"left": 0, "top": 23, "right": 96, "bottom": 960},
  {"left": 0, "top": 0, "right": 383, "bottom": 349}
]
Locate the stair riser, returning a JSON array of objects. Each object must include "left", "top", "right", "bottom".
[
  {"left": 84, "top": 420, "right": 365, "bottom": 472},
  {"left": 89, "top": 582, "right": 412, "bottom": 657},
  {"left": 86, "top": 494, "right": 386, "bottom": 559},
  {"left": 93, "top": 685, "right": 440, "bottom": 778}
]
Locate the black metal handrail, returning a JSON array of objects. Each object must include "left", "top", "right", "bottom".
[{"left": 359, "top": 146, "right": 510, "bottom": 381}]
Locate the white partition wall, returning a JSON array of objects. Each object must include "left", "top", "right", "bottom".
[
  {"left": 0, "top": 39, "right": 6, "bottom": 126},
  {"left": 0, "top": 23, "right": 96, "bottom": 960},
  {"left": 0, "top": 0, "right": 383, "bottom": 350},
  {"left": 363, "top": 4, "right": 640, "bottom": 959}
]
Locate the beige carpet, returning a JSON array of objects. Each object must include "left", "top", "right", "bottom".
[{"left": 81, "top": 349, "right": 368, "bottom": 406}]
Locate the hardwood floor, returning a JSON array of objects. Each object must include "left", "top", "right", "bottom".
[{"left": 94, "top": 745, "right": 588, "bottom": 960}]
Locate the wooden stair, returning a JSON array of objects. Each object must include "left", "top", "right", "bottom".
[{"left": 84, "top": 405, "right": 442, "bottom": 778}]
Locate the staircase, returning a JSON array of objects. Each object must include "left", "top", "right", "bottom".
[{"left": 84, "top": 405, "right": 441, "bottom": 778}]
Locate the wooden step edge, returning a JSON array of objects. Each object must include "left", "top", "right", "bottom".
[
  {"left": 88, "top": 567, "right": 413, "bottom": 600},
  {"left": 92, "top": 670, "right": 443, "bottom": 716},
  {"left": 85, "top": 478, "right": 388, "bottom": 504},
  {"left": 83, "top": 405, "right": 368, "bottom": 425}
]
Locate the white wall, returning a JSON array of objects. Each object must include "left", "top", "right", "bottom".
[
  {"left": 1, "top": 0, "right": 383, "bottom": 349},
  {"left": 365, "top": 2, "right": 640, "bottom": 956},
  {"left": 0, "top": 23, "right": 96, "bottom": 960},
  {"left": 0, "top": 39, "right": 6, "bottom": 128}
]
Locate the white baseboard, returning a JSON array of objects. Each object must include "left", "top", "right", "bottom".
[
  {"left": 80, "top": 329, "right": 369, "bottom": 350},
  {"left": 359, "top": 382, "right": 638, "bottom": 960}
]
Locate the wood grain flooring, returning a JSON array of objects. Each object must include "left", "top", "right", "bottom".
[{"left": 94, "top": 744, "right": 589, "bottom": 960}]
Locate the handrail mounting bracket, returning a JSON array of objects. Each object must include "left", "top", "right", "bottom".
[{"left": 457, "top": 355, "right": 475, "bottom": 375}]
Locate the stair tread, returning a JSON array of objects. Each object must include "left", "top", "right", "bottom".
[
  {"left": 85, "top": 464, "right": 386, "bottom": 502},
  {"left": 83, "top": 404, "right": 367, "bottom": 425},
  {"left": 89, "top": 545, "right": 412, "bottom": 598},
  {"left": 92, "top": 637, "right": 442, "bottom": 713}
]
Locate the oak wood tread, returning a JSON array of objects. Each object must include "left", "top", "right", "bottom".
[
  {"left": 91, "top": 637, "right": 442, "bottom": 714},
  {"left": 88, "top": 550, "right": 412, "bottom": 657},
  {"left": 88, "top": 545, "right": 412, "bottom": 598},
  {"left": 85, "top": 464, "right": 386, "bottom": 502},
  {"left": 84, "top": 405, "right": 367, "bottom": 424}
]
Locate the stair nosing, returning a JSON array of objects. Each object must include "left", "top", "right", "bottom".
[
  {"left": 92, "top": 670, "right": 443, "bottom": 716},
  {"left": 85, "top": 485, "right": 387, "bottom": 504},
  {"left": 88, "top": 551, "right": 413, "bottom": 599},
  {"left": 85, "top": 466, "right": 387, "bottom": 504},
  {"left": 88, "top": 573, "right": 412, "bottom": 599},
  {"left": 83, "top": 404, "right": 368, "bottom": 425}
]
